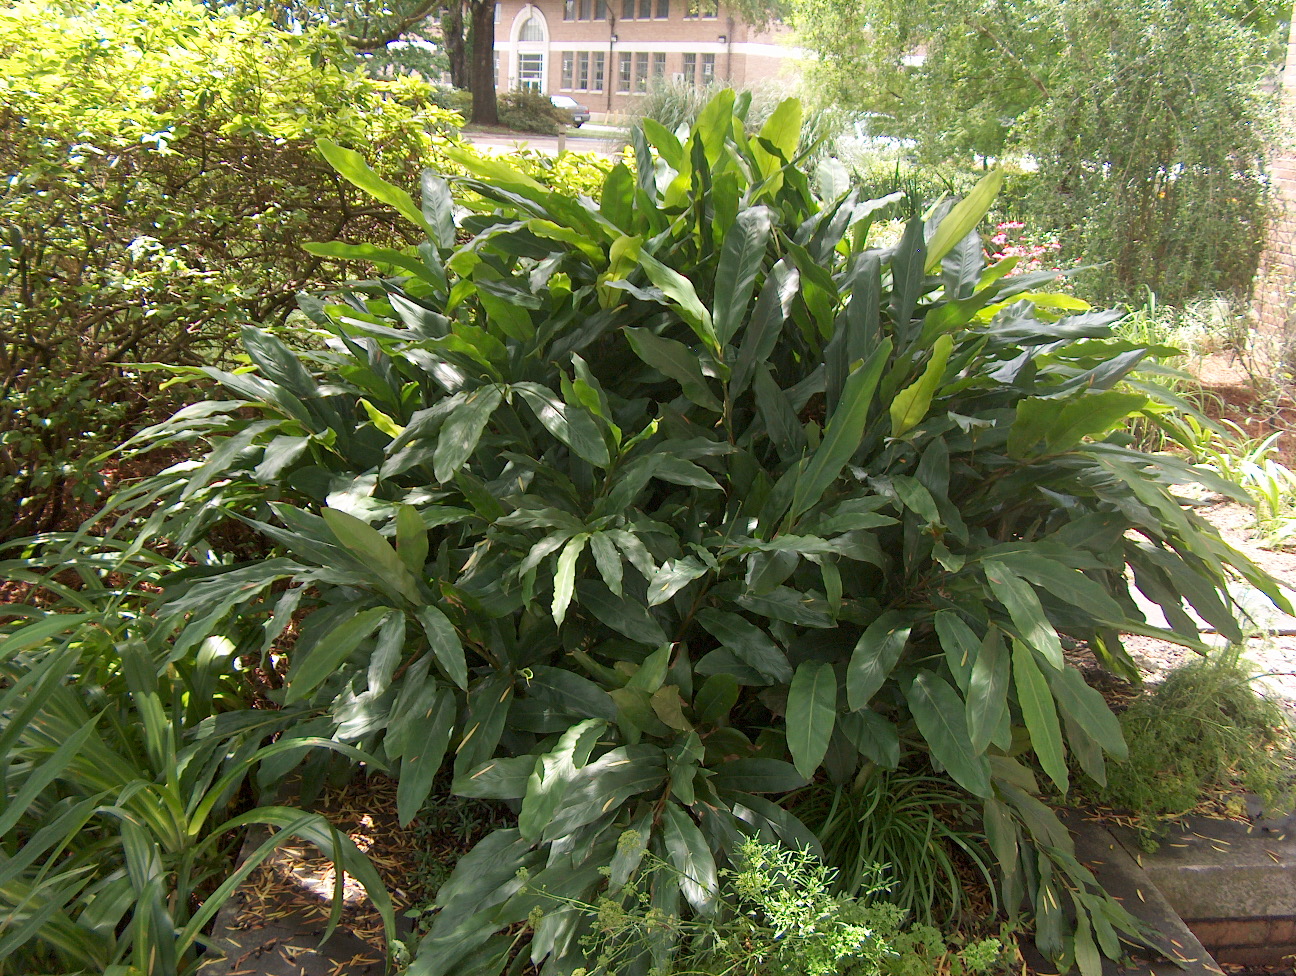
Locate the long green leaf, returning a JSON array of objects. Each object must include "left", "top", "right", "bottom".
[
  {"left": 285, "top": 606, "right": 390, "bottom": 702},
  {"left": 787, "top": 338, "right": 892, "bottom": 521},
  {"left": 983, "top": 559, "right": 1063, "bottom": 669},
  {"left": 624, "top": 327, "right": 722, "bottom": 411},
  {"left": 1012, "top": 640, "right": 1069, "bottom": 793},
  {"left": 713, "top": 206, "right": 772, "bottom": 345},
  {"left": 908, "top": 671, "right": 992, "bottom": 798},
  {"left": 433, "top": 385, "right": 503, "bottom": 483},
  {"left": 889, "top": 333, "right": 952, "bottom": 437},
  {"left": 786, "top": 661, "right": 837, "bottom": 778},
  {"left": 965, "top": 628, "right": 1008, "bottom": 753},
  {"left": 924, "top": 169, "right": 1002, "bottom": 272},
  {"left": 397, "top": 683, "right": 457, "bottom": 825},
  {"left": 316, "top": 139, "right": 434, "bottom": 236},
  {"left": 846, "top": 610, "right": 911, "bottom": 710}
]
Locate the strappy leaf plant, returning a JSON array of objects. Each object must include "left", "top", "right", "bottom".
[{"left": 46, "top": 90, "right": 1287, "bottom": 974}]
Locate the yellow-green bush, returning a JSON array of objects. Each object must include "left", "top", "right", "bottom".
[{"left": 0, "top": 0, "right": 460, "bottom": 537}]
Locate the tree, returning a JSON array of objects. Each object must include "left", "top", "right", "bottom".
[{"left": 792, "top": 0, "right": 1289, "bottom": 300}]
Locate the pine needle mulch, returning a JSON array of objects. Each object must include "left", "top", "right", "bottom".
[{"left": 233, "top": 775, "right": 423, "bottom": 956}]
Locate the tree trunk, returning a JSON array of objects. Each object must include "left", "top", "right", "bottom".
[
  {"left": 442, "top": 0, "right": 467, "bottom": 89},
  {"left": 468, "top": 0, "right": 498, "bottom": 125}
]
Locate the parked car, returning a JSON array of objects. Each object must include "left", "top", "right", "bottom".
[{"left": 549, "top": 94, "right": 590, "bottom": 127}]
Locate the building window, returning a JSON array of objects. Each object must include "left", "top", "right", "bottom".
[
  {"left": 639, "top": 0, "right": 652, "bottom": 16},
  {"left": 617, "top": 52, "right": 632, "bottom": 92},
  {"left": 564, "top": 0, "right": 575, "bottom": 18},
  {"left": 655, "top": 0, "right": 669, "bottom": 15},
  {"left": 561, "top": 51, "right": 574, "bottom": 89},
  {"left": 634, "top": 52, "right": 648, "bottom": 92},
  {"left": 653, "top": 52, "right": 666, "bottom": 78},
  {"left": 494, "top": 2, "right": 501, "bottom": 21},
  {"left": 518, "top": 53, "right": 544, "bottom": 91},
  {"left": 594, "top": 0, "right": 606, "bottom": 18},
  {"left": 684, "top": 0, "right": 718, "bottom": 16},
  {"left": 592, "top": 51, "right": 605, "bottom": 91},
  {"left": 576, "top": 51, "right": 589, "bottom": 90},
  {"left": 622, "top": 0, "right": 635, "bottom": 16},
  {"left": 701, "top": 52, "right": 715, "bottom": 82},
  {"left": 682, "top": 52, "right": 696, "bottom": 83},
  {"left": 519, "top": 15, "right": 544, "bottom": 40}
]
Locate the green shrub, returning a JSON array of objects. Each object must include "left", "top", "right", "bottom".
[
  {"left": 61, "top": 91, "right": 1288, "bottom": 974},
  {"left": 518, "top": 836, "right": 1009, "bottom": 976},
  {"left": 0, "top": 0, "right": 461, "bottom": 540},
  {"left": 1088, "top": 649, "right": 1294, "bottom": 843},
  {"left": 496, "top": 88, "right": 572, "bottom": 134}
]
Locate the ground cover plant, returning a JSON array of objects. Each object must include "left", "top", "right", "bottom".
[
  {"left": 1086, "top": 648, "right": 1295, "bottom": 844},
  {"left": 10, "top": 89, "right": 1291, "bottom": 974}
]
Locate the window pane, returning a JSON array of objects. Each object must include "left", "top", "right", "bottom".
[
  {"left": 639, "top": 0, "right": 652, "bottom": 17},
  {"left": 577, "top": 51, "right": 589, "bottom": 89},
  {"left": 682, "top": 52, "right": 696, "bottom": 83},
  {"left": 579, "top": 0, "right": 590, "bottom": 19},
  {"left": 618, "top": 52, "right": 632, "bottom": 92},
  {"left": 622, "top": 0, "right": 635, "bottom": 17},
  {"left": 701, "top": 53, "right": 715, "bottom": 81},
  {"left": 519, "top": 16, "right": 544, "bottom": 40},
  {"left": 635, "top": 52, "right": 648, "bottom": 92},
  {"left": 592, "top": 51, "right": 605, "bottom": 91},
  {"left": 561, "top": 51, "right": 574, "bottom": 89},
  {"left": 518, "top": 53, "right": 544, "bottom": 91},
  {"left": 595, "top": 0, "right": 606, "bottom": 18},
  {"left": 702, "top": 0, "right": 717, "bottom": 15},
  {"left": 564, "top": 0, "right": 575, "bottom": 18},
  {"left": 653, "top": 52, "right": 666, "bottom": 76},
  {"left": 655, "top": 0, "right": 669, "bottom": 16}
]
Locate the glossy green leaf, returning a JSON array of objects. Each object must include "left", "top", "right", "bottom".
[
  {"left": 415, "top": 605, "right": 467, "bottom": 690},
  {"left": 889, "top": 333, "right": 952, "bottom": 437},
  {"left": 647, "top": 556, "right": 708, "bottom": 606},
  {"left": 846, "top": 610, "right": 912, "bottom": 710},
  {"left": 908, "top": 670, "right": 992, "bottom": 798},
  {"left": 1050, "top": 666, "right": 1128, "bottom": 760},
  {"left": 787, "top": 338, "right": 892, "bottom": 521},
  {"left": 286, "top": 606, "right": 390, "bottom": 702},
  {"left": 709, "top": 758, "right": 807, "bottom": 794},
  {"left": 317, "top": 138, "right": 434, "bottom": 235},
  {"left": 520, "top": 718, "right": 605, "bottom": 842},
  {"left": 433, "top": 385, "right": 503, "bottom": 483},
  {"left": 965, "top": 628, "right": 1008, "bottom": 753},
  {"left": 514, "top": 383, "right": 610, "bottom": 467},
  {"left": 1012, "top": 639, "right": 1069, "bottom": 793},
  {"left": 923, "top": 169, "right": 1002, "bottom": 272},
  {"left": 983, "top": 559, "right": 1063, "bottom": 669},
  {"left": 624, "top": 327, "right": 722, "bottom": 411},
  {"left": 552, "top": 533, "right": 589, "bottom": 625},
  {"left": 662, "top": 803, "right": 718, "bottom": 914},
  {"left": 786, "top": 661, "right": 837, "bottom": 778},
  {"left": 696, "top": 609, "right": 792, "bottom": 684},
  {"left": 397, "top": 683, "right": 456, "bottom": 824},
  {"left": 713, "top": 206, "right": 772, "bottom": 344}
]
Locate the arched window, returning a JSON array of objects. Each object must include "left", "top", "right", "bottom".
[{"left": 519, "top": 16, "right": 544, "bottom": 40}]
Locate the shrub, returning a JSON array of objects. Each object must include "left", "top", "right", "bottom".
[
  {"left": 497, "top": 88, "right": 572, "bottom": 134},
  {"left": 1088, "top": 649, "right": 1294, "bottom": 842},
  {"left": 0, "top": 0, "right": 461, "bottom": 539},
  {"left": 68, "top": 91, "right": 1287, "bottom": 974}
]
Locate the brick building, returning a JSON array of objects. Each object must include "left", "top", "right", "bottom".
[{"left": 492, "top": 0, "right": 800, "bottom": 118}]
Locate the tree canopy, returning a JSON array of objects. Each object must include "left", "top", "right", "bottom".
[{"left": 793, "top": 0, "right": 1289, "bottom": 300}]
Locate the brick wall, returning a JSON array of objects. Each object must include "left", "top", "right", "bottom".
[
  {"left": 494, "top": 0, "right": 800, "bottom": 117},
  {"left": 1254, "top": 8, "right": 1296, "bottom": 336}
]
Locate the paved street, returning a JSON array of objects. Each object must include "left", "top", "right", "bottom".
[{"left": 461, "top": 126, "right": 626, "bottom": 158}]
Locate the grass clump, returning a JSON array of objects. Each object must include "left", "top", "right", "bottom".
[{"left": 1088, "top": 649, "right": 1294, "bottom": 840}]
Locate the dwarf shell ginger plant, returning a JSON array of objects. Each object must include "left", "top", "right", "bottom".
[{"left": 83, "top": 90, "right": 1284, "bottom": 975}]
